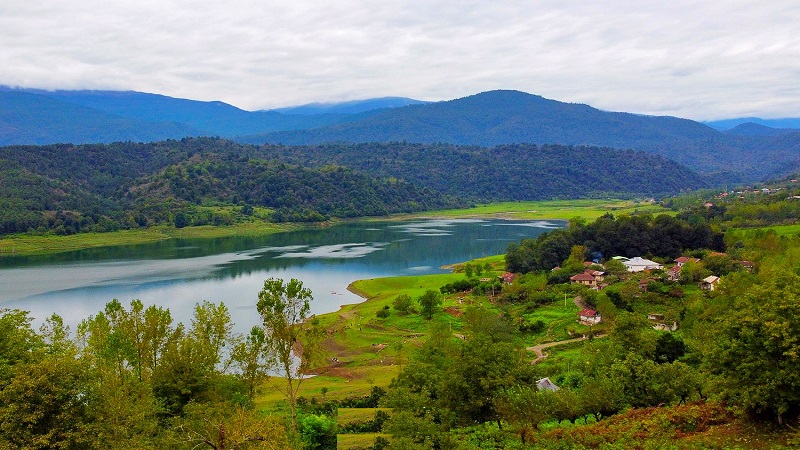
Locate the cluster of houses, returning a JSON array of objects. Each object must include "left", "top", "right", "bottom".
[{"left": 561, "top": 253, "right": 754, "bottom": 329}]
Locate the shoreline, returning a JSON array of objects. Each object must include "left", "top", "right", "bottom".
[{"left": 0, "top": 199, "right": 665, "bottom": 258}]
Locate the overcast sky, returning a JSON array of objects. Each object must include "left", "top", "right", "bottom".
[{"left": 1, "top": 1, "right": 798, "bottom": 120}]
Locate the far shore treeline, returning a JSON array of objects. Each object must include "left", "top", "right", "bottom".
[{"left": 0, "top": 138, "right": 705, "bottom": 236}]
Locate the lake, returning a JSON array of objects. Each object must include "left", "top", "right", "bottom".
[{"left": 0, "top": 218, "right": 561, "bottom": 331}]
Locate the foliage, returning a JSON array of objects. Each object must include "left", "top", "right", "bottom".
[
  {"left": 507, "top": 213, "right": 724, "bottom": 273},
  {"left": 708, "top": 270, "right": 800, "bottom": 424},
  {"left": 256, "top": 278, "right": 324, "bottom": 437},
  {"left": 391, "top": 294, "right": 413, "bottom": 315},
  {"left": 298, "top": 414, "right": 337, "bottom": 450},
  {"left": 417, "top": 290, "right": 442, "bottom": 320}
]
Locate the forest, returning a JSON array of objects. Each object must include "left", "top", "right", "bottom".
[
  {"left": 5, "top": 190, "right": 800, "bottom": 449},
  {"left": 0, "top": 138, "right": 705, "bottom": 236}
]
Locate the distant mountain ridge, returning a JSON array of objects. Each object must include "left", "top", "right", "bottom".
[
  {"left": 704, "top": 117, "right": 800, "bottom": 131},
  {"left": 245, "top": 90, "right": 800, "bottom": 181},
  {"left": 268, "top": 97, "right": 429, "bottom": 115},
  {"left": 2, "top": 86, "right": 800, "bottom": 183}
]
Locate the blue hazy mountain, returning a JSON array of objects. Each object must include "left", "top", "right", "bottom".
[
  {"left": 244, "top": 90, "right": 800, "bottom": 180},
  {"left": 0, "top": 90, "right": 199, "bottom": 145},
  {"left": 705, "top": 117, "right": 800, "bottom": 131},
  {"left": 269, "top": 97, "right": 429, "bottom": 115},
  {"left": 3, "top": 86, "right": 800, "bottom": 182}
]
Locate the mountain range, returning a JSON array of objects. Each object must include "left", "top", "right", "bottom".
[{"left": 2, "top": 86, "right": 799, "bottom": 183}]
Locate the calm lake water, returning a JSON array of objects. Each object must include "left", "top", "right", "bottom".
[{"left": 0, "top": 218, "right": 561, "bottom": 332}]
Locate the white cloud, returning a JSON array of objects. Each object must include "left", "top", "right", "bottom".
[{"left": 0, "top": 0, "right": 798, "bottom": 120}]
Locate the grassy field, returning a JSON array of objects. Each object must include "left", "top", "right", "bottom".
[
  {"left": 755, "top": 223, "right": 800, "bottom": 236},
  {"left": 337, "top": 433, "right": 390, "bottom": 450},
  {"left": 405, "top": 199, "right": 670, "bottom": 221},
  {"left": 0, "top": 221, "right": 294, "bottom": 257},
  {"left": 255, "top": 264, "right": 510, "bottom": 410},
  {"left": 337, "top": 408, "right": 392, "bottom": 425}
]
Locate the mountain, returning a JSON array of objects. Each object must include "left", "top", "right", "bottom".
[
  {"left": 243, "top": 90, "right": 773, "bottom": 179},
  {"left": 0, "top": 87, "right": 355, "bottom": 137},
  {"left": 0, "top": 90, "right": 199, "bottom": 145},
  {"left": 269, "top": 97, "right": 429, "bottom": 115},
  {"left": 723, "top": 122, "right": 798, "bottom": 137},
  {"left": 3, "top": 86, "right": 799, "bottom": 183},
  {"left": 705, "top": 117, "right": 800, "bottom": 131}
]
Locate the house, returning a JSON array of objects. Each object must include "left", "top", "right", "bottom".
[
  {"left": 701, "top": 275, "right": 720, "bottom": 291},
  {"left": 674, "top": 256, "right": 700, "bottom": 267},
  {"left": 499, "top": 272, "right": 517, "bottom": 284},
  {"left": 536, "top": 377, "right": 560, "bottom": 392},
  {"left": 588, "top": 270, "right": 607, "bottom": 283},
  {"left": 739, "top": 260, "right": 755, "bottom": 272},
  {"left": 668, "top": 265, "right": 682, "bottom": 281},
  {"left": 622, "top": 257, "right": 663, "bottom": 272},
  {"left": 579, "top": 308, "right": 601, "bottom": 325},
  {"left": 570, "top": 272, "right": 596, "bottom": 286},
  {"left": 570, "top": 270, "right": 607, "bottom": 288}
]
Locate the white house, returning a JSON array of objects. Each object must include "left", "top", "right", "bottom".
[{"left": 622, "top": 257, "right": 663, "bottom": 272}]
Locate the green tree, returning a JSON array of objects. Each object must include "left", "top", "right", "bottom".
[
  {"left": 417, "top": 290, "right": 442, "bottom": 320},
  {"left": 231, "top": 326, "right": 270, "bottom": 405},
  {"left": 173, "top": 402, "right": 290, "bottom": 450},
  {"left": 392, "top": 294, "right": 413, "bottom": 314},
  {"left": 256, "top": 278, "right": 322, "bottom": 438},
  {"left": 298, "top": 414, "right": 337, "bottom": 450},
  {"left": 0, "top": 355, "right": 96, "bottom": 449},
  {"left": 0, "top": 308, "right": 43, "bottom": 386},
  {"left": 708, "top": 270, "right": 800, "bottom": 423},
  {"left": 464, "top": 263, "right": 474, "bottom": 278},
  {"left": 190, "top": 300, "right": 235, "bottom": 373}
]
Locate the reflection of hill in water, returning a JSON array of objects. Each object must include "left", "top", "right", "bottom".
[
  {"left": 0, "top": 219, "right": 563, "bottom": 309},
  {"left": 202, "top": 219, "right": 561, "bottom": 281}
]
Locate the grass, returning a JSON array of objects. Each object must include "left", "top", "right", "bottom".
[
  {"left": 523, "top": 300, "right": 589, "bottom": 344},
  {"left": 255, "top": 267, "right": 507, "bottom": 410},
  {"left": 756, "top": 223, "right": 800, "bottom": 237},
  {"left": 0, "top": 221, "right": 294, "bottom": 257},
  {"left": 403, "top": 199, "right": 671, "bottom": 221},
  {"left": 337, "top": 433, "right": 390, "bottom": 450},
  {"left": 337, "top": 408, "right": 392, "bottom": 425}
]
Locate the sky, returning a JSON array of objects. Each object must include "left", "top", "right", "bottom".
[{"left": 0, "top": 1, "right": 798, "bottom": 120}]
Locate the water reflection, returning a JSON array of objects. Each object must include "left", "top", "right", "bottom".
[{"left": 0, "top": 219, "right": 561, "bottom": 332}]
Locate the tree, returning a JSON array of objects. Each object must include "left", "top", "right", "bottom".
[
  {"left": 191, "top": 301, "right": 235, "bottom": 373},
  {"left": 231, "top": 326, "right": 270, "bottom": 405},
  {"left": 392, "top": 294, "right": 413, "bottom": 314},
  {"left": 256, "top": 278, "right": 322, "bottom": 439},
  {"left": 0, "top": 355, "right": 96, "bottom": 449},
  {"left": 708, "top": 270, "right": 800, "bottom": 423},
  {"left": 0, "top": 309, "right": 43, "bottom": 387},
  {"left": 173, "top": 402, "right": 290, "bottom": 450},
  {"left": 417, "top": 290, "right": 442, "bottom": 320},
  {"left": 298, "top": 414, "right": 337, "bottom": 450}
]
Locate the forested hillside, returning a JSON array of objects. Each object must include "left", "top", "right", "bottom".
[
  {"left": 0, "top": 138, "right": 704, "bottom": 236},
  {"left": 263, "top": 142, "right": 707, "bottom": 200},
  {"left": 0, "top": 138, "right": 466, "bottom": 235}
]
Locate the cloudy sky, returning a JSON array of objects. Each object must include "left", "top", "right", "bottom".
[{"left": 1, "top": 1, "right": 798, "bottom": 120}]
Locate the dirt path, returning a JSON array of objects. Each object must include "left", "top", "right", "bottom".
[{"left": 526, "top": 334, "right": 606, "bottom": 364}]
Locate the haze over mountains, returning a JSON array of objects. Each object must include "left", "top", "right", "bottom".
[{"left": 2, "top": 86, "right": 799, "bottom": 183}]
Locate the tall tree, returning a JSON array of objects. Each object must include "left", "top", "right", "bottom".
[
  {"left": 417, "top": 290, "right": 442, "bottom": 320},
  {"left": 256, "top": 278, "right": 322, "bottom": 438}
]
